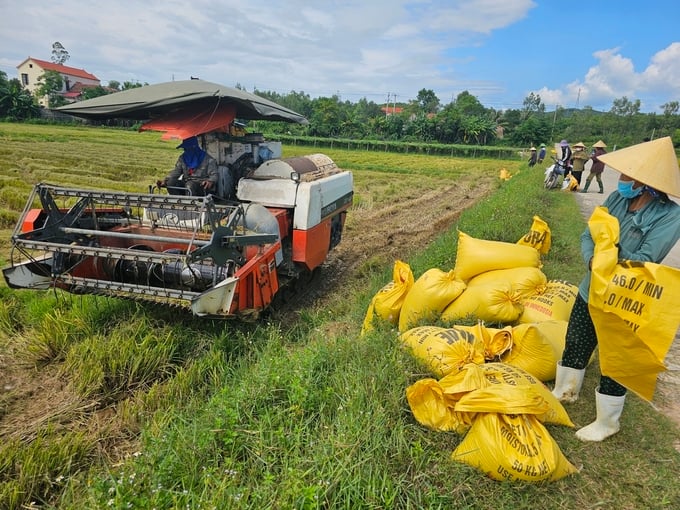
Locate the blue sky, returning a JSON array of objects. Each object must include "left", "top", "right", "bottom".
[{"left": 1, "top": 0, "right": 679, "bottom": 113}]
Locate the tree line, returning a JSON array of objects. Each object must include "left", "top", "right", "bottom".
[{"left": 2, "top": 68, "right": 679, "bottom": 150}]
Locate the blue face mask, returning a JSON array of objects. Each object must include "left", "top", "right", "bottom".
[{"left": 618, "top": 180, "right": 643, "bottom": 199}]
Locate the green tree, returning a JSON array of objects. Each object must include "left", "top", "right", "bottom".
[
  {"left": 433, "top": 103, "right": 462, "bottom": 143},
  {"left": 80, "top": 85, "right": 110, "bottom": 100},
  {"left": 309, "top": 96, "right": 342, "bottom": 137},
  {"left": 122, "top": 81, "right": 145, "bottom": 90},
  {"left": 51, "top": 41, "right": 70, "bottom": 64},
  {"left": 509, "top": 116, "right": 550, "bottom": 146},
  {"left": 108, "top": 80, "right": 121, "bottom": 91},
  {"left": 522, "top": 92, "right": 545, "bottom": 120},
  {"left": 415, "top": 88, "right": 440, "bottom": 114},
  {"left": 0, "top": 71, "right": 39, "bottom": 119},
  {"left": 610, "top": 96, "right": 640, "bottom": 116},
  {"left": 452, "top": 91, "right": 487, "bottom": 117},
  {"left": 662, "top": 101, "right": 679, "bottom": 116},
  {"left": 35, "top": 70, "right": 66, "bottom": 107}
]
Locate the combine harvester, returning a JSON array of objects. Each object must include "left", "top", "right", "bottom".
[{"left": 3, "top": 80, "right": 353, "bottom": 318}]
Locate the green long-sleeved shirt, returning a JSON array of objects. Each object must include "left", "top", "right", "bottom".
[{"left": 578, "top": 190, "right": 680, "bottom": 301}]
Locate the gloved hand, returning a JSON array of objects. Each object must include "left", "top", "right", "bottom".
[
  {"left": 201, "top": 180, "right": 213, "bottom": 190},
  {"left": 156, "top": 179, "right": 166, "bottom": 188}
]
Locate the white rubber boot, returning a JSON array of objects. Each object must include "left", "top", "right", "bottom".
[
  {"left": 551, "top": 361, "right": 585, "bottom": 403},
  {"left": 575, "top": 389, "right": 625, "bottom": 442}
]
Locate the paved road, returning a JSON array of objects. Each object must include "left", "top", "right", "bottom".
[{"left": 571, "top": 164, "right": 680, "bottom": 427}]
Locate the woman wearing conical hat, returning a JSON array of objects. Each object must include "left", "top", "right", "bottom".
[
  {"left": 552, "top": 136, "right": 680, "bottom": 442},
  {"left": 570, "top": 142, "right": 589, "bottom": 189}
]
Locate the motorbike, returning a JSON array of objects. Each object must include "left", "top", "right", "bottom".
[{"left": 544, "top": 157, "right": 569, "bottom": 189}]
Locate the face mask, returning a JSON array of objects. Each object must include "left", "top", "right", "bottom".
[{"left": 618, "top": 180, "right": 643, "bottom": 199}]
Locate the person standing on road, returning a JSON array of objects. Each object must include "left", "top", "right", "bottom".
[
  {"left": 528, "top": 147, "right": 537, "bottom": 167},
  {"left": 538, "top": 143, "right": 547, "bottom": 163},
  {"left": 581, "top": 140, "right": 608, "bottom": 194},
  {"left": 551, "top": 136, "right": 680, "bottom": 442},
  {"left": 559, "top": 139, "right": 573, "bottom": 178},
  {"left": 570, "top": 142, "right": 589, "bottom": 188}
]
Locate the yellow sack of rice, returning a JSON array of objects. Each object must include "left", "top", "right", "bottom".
[
  {"left": 398, "top": 268, "right": 466, "bottom": 331},
  {"left": 440, "top": 281, "right": 523, "bottom": 325},
  {"left": 475, "top": 362, "right": 573, "bottom": 426},
  {"left": 516, "top": 215, "right": 552, "bottom": 255},
  {"left": 451, "top": 323, "right": 513, "bottom": 360},
  {"left": 455, "top": 382, "right": 551, "bottom": 416},
  {"left": 518, "top": 280, "right": 577, "bottom": 323},
  {"left": 453, "top": 231, "right": 542, "bottom": 282},
  {"left": 452, "top": 412, "right": 578, "bottom": 482},
  {"left": 501, "top": 323, "right": 560, "bottom": 382},
  {"left": 361, "top": 260, "right": 414, "bottom": 335},
  {"left": 531, "top": 320, "right": 568, "bottom": 362},
  {"left": 400, "top": 326, "right": 485, "bottom": 378},
  {"left": 405, "top": 378, "right": 473, "bottom": 434},
  {"left": 467, "top": 266, "right": 547, "bottom": 300},
  {"left": 480, "top": 325, "right": 514, "bottom": 360}
]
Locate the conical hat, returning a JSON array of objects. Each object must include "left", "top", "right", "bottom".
[
  {"left": 573, "top": 141, "right": 586, "bottom": 148},
  {"left": 593, "top": 140, "right": 607, "bottom": 148},
  {"left": 597, "top": 137, "right": 680, "bottom": 197}
]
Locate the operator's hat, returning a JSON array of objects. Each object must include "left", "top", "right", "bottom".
[
  {"left": 560, "top": 139, "right": 569, "bottom": 147},
  {"left": 176, "top": 136, "right": 199, "bottom": 149},
  {"left": 593, "top": 140, "right": 607, "bottom": 148},
  {"left": 530, "top": 146, "right": 536, "bottom": 151},
  {"left": 597, "top": 136, "right": 680, "bottom": 197}
]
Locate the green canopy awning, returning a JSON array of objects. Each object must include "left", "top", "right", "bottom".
[{"left": 55, "top": 79, "right": 308, "bottom": 124}]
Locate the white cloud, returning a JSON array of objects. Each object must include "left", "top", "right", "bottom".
[{"left": 533, "top": 44, "right": 680, "bottom": 112}]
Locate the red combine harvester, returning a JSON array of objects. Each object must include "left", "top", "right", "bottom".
[{"left": 2, "top": 80, "right": 353, "bottom": 318}]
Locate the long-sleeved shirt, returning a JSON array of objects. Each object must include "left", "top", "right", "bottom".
[
  {"left": 167, "top": 153, "right": 218, "bottom": 185},
  {"left": 571, "top": 150, "right": 589, "bottom": 172},
  {"left": 578, "top": 190, "right": 680, "bottom": 300},
  {"left": 589, "top": 148, "right": 607, "bottom": 174}
]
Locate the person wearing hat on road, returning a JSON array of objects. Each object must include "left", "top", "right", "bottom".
[
  {"left": 552, "top": 136, "right": 680, "bottom": 442},
  {"left": 537, "top": 143, "right": 547, "bottom": 163},
  {"left": 528, "top": 147, "right": 537, "bottom": 167},
  {"left": 581, "top": 140, "right": 608, "bottom": 194},
  {"left": 558, "top": 139, "right": 573, "bottom": 179},
  {"left": 158, "top": 136, "right": 218, "bottom": 196},
  {"left": 570, "top": 142, "right": 589, "bottom": 188}
]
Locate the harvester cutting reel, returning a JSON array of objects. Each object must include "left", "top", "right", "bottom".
[{"left": 4, "top": 183, "right": 277, "bottom": 315}]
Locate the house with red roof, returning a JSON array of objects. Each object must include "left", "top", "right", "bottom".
[
  {"left": 381, "top": 105, "right": 404, "bottom": 116},
  {"left": 17, "top": 57, "right": 101, "bottom": 106}
]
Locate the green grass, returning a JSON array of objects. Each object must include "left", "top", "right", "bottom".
[{"left": 0, "top": 123, "right": 679, "bottom": 509}]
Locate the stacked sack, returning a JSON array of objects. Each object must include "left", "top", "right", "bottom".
[
  {"left": 362, "top": 216, "right": 578, "bottom": 383},
  {"left": 405, "top": 362, "right": 578, "bottom": 482},
  {"left": 360, "top": 216, "right": 582, "bottom": 482}
]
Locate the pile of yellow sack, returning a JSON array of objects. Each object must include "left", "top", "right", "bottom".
[
  {"left": 406, "top": 362, "right": 578, "bottom": 482},
  {"left": 361, "top": 216, "right": 578, "bottom": 383},
  {"left": 361, "top": 216, "right": 580, "bottom": 481}
]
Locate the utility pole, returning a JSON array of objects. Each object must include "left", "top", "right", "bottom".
[{"left": 551, "top": 105, "right": 559, "bottom": 141}]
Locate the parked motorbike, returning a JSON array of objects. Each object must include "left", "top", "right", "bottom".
[{"left": 544, "top": 157, "right": 569, "bottom": 189}]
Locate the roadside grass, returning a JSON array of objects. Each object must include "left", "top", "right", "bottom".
[{"left": 0, "top": 124, "right": 678, "bottom": 509}]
